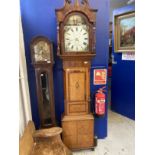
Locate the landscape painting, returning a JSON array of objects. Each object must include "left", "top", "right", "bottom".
[{"left": 115, "top": 12, "right": 135, "bottom": 52}]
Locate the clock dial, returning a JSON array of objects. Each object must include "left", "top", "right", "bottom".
[
  {"left": 64, "top": 15, "right": 89, "bottom": 52},
  {"left": 64, "top": 25, "right": 89, "bottom": 52},
  {"left": 34, "top": 41, "right": 50, "bottom": 62}
]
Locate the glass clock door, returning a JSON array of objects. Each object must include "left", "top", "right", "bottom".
[{"left": 40, "top": 72, "right": 52, "bottom": 126}]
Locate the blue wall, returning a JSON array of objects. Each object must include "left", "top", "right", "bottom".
[
  {"left": 20, "top": 0, "right": 109, "bottom": 139},
  {"left": 111, "top": 5, "right": 135, "bottom": 120}
]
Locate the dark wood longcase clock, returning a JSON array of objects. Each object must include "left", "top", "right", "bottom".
[
  {"left": 56, "top": 0, "right": 97, "bottom": 150},
  {"left": 30, "top": 36, "right": 56, "bottom": 128}
]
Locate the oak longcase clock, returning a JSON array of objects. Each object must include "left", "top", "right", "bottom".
[
  {"left": 30, "top": 36, "right": 56, "bottom": 128},
  {"left": 56, "top": 0, "right": 97, "bottom": 150}
]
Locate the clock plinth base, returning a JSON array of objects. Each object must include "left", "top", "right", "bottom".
[{"left": 62, "top": 114, "right": 94, "bottom": 150}]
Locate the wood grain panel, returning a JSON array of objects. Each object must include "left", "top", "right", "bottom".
[
  {"left": 69, "top": 72, "right": 86, "bottom": 102},
  {"left": 64, "top": 67, "right": 90, "bottom": 115},
  {"left": 77, "top": 120, "right": 93, "bottom": 135},
  {"left": 63, "top": 135, "right": 77, "bottom": 149},
  {"left": 63, "top": 61, "right": 91, "bottom": 68},
  {"left": 62, "top": 115, "right": 94, "bottom": 150},
  {"left": 77, "top": 135, "right": 94, "bottom": 148},
  {"left": 69, "top": 104, "right": 86, "bottom": 113},
  {"left": 62, "top": 121, "right": 76, "bottom": 136}
]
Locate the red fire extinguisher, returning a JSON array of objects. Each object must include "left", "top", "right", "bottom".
[{"left": 95, "top": 87, "right": 106, "bottom": 116}]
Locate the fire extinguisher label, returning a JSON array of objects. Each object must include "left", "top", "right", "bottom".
[
  {"left": 95, "top": 96, "right": 105, "bottom": 115},
  {"left": 98, "top": 102, "right": 105, "bottom": 113}
]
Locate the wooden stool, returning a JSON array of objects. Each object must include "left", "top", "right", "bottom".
[{"left": 32, "top": 127, "right": 72, "bottom": 155}]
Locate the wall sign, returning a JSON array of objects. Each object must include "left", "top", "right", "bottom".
[
  {"left": 122, "top": 52, "right": 135, "bottom": 61},
  {"left": 94, "top": 69, "right": 107, "bottom": 85}
]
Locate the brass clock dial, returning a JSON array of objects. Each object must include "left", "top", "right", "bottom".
[
  {"left": 64, "top": 15, "right": 89, "bottom": 52},
  {"left": 34, "top": 41, "right": 50, "bottom": 62}
]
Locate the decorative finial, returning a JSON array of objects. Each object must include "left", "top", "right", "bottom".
[
  {"left": 81, "top": 0, "right": 89, "bottom": 5},
  {"left": 75, "top": 0, "right": 80, "bottom": 6}
]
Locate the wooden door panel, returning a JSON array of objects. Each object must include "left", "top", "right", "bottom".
[
  {"left": 77, "top": 120, "right": 93, "bottom": 135},
  {"left": 77, "top": 135, "right": 94, "bottom": 148},
  {"left": 69, "top": 104, "right": 86, "bottom": 114},
  {"left": 69, "top": 72, "right": 86, "bottom": 102},
  {"left": 62, "top": 121, "right": 76, "bottom": 136},
  {"left": 65, "top": 67, "right": 90, "bottom": 115},
  {"left": 63, "top": 136, "right": 77, "bottom": 148}
]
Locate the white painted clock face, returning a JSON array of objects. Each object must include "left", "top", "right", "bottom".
[{"left": 64, "top": 25, "right": 89, "bottom": 52}]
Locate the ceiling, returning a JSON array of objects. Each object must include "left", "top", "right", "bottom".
[{"left": 109, "top": 0, "right": 135, "bottom": 22}]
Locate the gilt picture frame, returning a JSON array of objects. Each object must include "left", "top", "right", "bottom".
[{"left": 114, "top": 11, "right": 135, "bottom": 52}]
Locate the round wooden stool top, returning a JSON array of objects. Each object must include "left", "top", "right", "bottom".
[{"left": 33, "top": 127, "right": 62, "bottom": 138}]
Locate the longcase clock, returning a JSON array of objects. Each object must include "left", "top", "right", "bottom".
[
  {"left": 56, "top": 0, "right": 97, "bottom": 150},
  {"left": 30, "top": 36, "right": 56, "bottom": 128}
]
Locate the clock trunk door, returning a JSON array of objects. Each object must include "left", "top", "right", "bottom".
[{"left": 65, "top": 68, "right": 89, "bottom": 115}]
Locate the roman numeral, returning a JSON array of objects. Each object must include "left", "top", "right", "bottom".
[
  {"left": 65, "top": 27, "right": 70, "bottom": 31},
  {"left": 85, "top": 47, "right": 88, "bottom": 50},
  {"left": 66, "top": 33, "right": 70, "bottom": 36},
  {"left": 83, "top": 42, "right": 87, "bottom": 45},
  {"left": 68, "top": 43, "right": 71, "bottom": 46}
]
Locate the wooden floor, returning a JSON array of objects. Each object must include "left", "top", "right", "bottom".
[{"left": 73, "top": 110, "right": 135, "bottom": 155}]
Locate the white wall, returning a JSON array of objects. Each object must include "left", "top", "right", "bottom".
[{"left": 19, "top": 17, "right": 32, "bottom": 137}]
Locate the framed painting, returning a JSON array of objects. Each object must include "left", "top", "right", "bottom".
[{"left": 114, "top": 11, "right": 135, "bottom": 52}]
